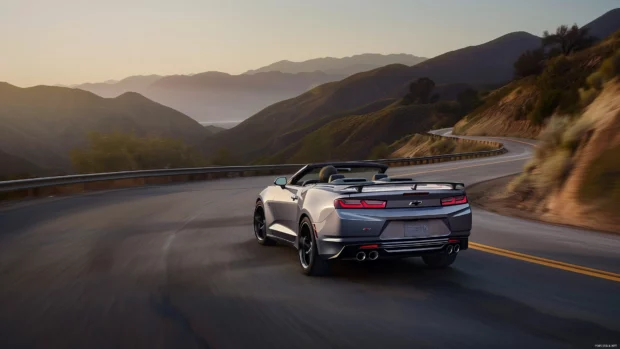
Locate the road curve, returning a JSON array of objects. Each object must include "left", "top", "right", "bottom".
[{"left": 0, "top": 131, "right": 618, "bottom": 349}]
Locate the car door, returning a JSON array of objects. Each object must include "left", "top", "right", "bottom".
[
  {"left": 267, "top": 185, "right": 299, "bottom": 243},
  {"left": 280, "top": 184, "right": 304, "bottom": 237}
]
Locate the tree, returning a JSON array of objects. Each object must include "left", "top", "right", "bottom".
[
  {"left": 542, "top": 24, "right": 595, "bottom": 56},
  {"left": 210, "top": 147, "right": 239, "bottom": 166},
  {"left": 404, "top": 77, "right": 436, "bottom": 104},
  {"left": 514, "top": 48, "right": 546, "bottom": 78},
  {"left": 71, "top": 132, "right": 207, "bottom": 173},
  {"left": 368, "top": 143, "right": 391, "bottom": 160},
  {"left": 456, "top": 88, "right": 481, "bottom": 113}
]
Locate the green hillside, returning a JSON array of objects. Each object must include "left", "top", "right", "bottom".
[
  {"left": 255, "top": 94, "right": 472, "bottom": 164},
  {"left": 0, "top": 83, "right": 209, "bottom": 175}
]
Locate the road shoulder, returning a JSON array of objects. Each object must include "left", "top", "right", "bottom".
[{"left": 468, "top": 174, "right": 618, "bottom": 235}]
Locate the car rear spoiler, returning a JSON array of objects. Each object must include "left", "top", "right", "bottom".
[{"left": 344, "top": 181, "right": 466, "bottom": 193}]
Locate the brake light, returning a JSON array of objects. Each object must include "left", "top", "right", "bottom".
[
  {"left": 441, "top": 196, "right": 468, "bottom": 206},
  {"left": 334, "top": 199, "right": 387, "bottom": 209},
  {"left": 362, "top": 200, "right": 387, "bottom": 209}
]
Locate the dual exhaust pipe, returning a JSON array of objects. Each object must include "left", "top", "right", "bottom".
[
  {"left": 356, "top": 250, "right": 379, "bottom": 261},
  {"left": 356, "top": 243, "right": 460, "bottom": 260},
  {"left": 446, "top": 244, "right": 460, "bottom": 254}
]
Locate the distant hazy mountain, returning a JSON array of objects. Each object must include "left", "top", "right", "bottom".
[
  {"left": 204, "top": 125, "right": 226, "bottom": 134},
  {"left": 74, "top": 71, "right": 344, "bottom": 124},
  {"left": 584, "top": 8, "right": 620, "bottom": 41},
  {"left": 0, "top": 82, "right": 208, "bottom": 174},
  {"left": 142, "top": 71, "right": 345, "bottom": 123},
  {"left": 73, "top": 75, "right": 162, "bottom": 98},
  {"left": 245, "top": 53, "right": 427, "bottom": 75}
]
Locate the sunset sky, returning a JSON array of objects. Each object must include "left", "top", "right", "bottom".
[{"left": 2, "top": 0, "right": 617, "bottom": 87}]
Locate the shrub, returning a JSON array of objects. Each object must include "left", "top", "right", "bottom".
[
  {"left": 524, "top": 159, "right": 538, "bottom": 174},
  {"left": 542, "top": 24, "right": 595, "bottom": 56},
  {"left": 368, "top": 143, "right": 391, "bottom": 160},
  {"left": 71, "top": 132, "right": 207, "bottom": 173},
  {"left": 535, "top": 149, "right": 572, "bottom": 191},
  {"left": 599, "top": 50, "right": 620, "bottom": 81},
  {"left": 538, "top": 116, "right": 571, "bottom": 155},
  {"left": 586, "top": 71, "right": 604, "bottom": 90},
  {"left": 530, "top": 89, "right": 562, "bottom": 124},
  {"left": 457, "top": 88, "right": 482, "bottom": 113},
  {"left": 578, "top": 87, "right": 599, "bottom": 108},
  {"left": 579, "top": 144, "right": 620, "bottom": 210},
  {"left": 514, "top": 48, "right": 546, "bottom": 78},
  {"left": 507, "top": 173, "right": 533, "bottom": 195}
]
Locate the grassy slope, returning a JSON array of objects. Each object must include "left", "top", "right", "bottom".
[{"left": 256, "top": 100, "right": 466, "bottom": 164}]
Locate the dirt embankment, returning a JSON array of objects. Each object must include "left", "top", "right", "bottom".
[
  {"left": 543, "top": 83, "right": 620, "bottom": 232},
  {"left": 454, "top": 82, "right": 543, "bottom": 138},
  {"left": 390, "top": 133, "right": 498, "bottom": 158},
  {"left": 470, "top": 82, "right": 620, "bottom": 234}
]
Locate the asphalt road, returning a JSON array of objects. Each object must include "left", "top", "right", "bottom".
[{"left": 0, "top": 131, "right": 618, "bottom": 349}]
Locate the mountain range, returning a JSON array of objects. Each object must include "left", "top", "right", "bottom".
[
  {"left": 203, "top": 8, "right": 620, "bottom": 164},
  {"left": 203, "top": 31, "right": 542, "bottom": 162},
  {"left": 244, "top": 53, "right": 427, "bottom": 75},
  {"left": 72, "top": 54, "right": 428, "bottom": 125}
]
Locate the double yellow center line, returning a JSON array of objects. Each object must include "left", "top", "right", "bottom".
[
  {"left": 470, "top": 242, "right": 620, "bottom": 282},
  {"left": 389, "top": 136, "right": 618, "bottom": 282}
]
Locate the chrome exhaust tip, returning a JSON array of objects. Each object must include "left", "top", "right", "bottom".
[
  {"left": 446, "top": 245, "right": 454, "bottom": 254},
  {"left": 356, "top": 251, "right": 367, "bottom": 261},
  {"left": 368, "top": 250, "right": 379, "bottom": 261},
  {"left": 453, "top": 244, "right": 460, "bottom": 253}
]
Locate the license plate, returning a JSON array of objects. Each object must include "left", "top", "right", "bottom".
[{"left": 404, "top": 222, "right": 431, "bottom": 237}]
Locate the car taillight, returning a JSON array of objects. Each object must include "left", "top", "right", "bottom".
[
  {"left": 441, "top": 195, "right": 468, "bottom": 206},
  {"left": 334, "top": 199, "right": 387, "bottom": 209}
]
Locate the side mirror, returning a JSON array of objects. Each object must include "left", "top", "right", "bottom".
[{"left": 274, "top": 177, "right": 287, "bottom": 189}]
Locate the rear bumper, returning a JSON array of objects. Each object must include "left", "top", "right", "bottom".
[{"left": 317, "top": 234, "right": 469, "bottom": 260}]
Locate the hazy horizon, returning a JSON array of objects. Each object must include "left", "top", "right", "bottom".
[{"left": 2, "top": 0, "right": 618, "bottom": 87}]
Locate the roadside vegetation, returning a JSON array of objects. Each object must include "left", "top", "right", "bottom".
[
  {"left": 505, "top": 55, "right": 619, "bottom": 231},
  {"left": 71, "top": 132, "right": 208, "bottom": 173},
  {"left": 455, "top": 27, "right": 620, "bottom": 138}
]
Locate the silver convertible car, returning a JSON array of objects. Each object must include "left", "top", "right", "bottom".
[{"left": 253, "top": 162, "right": 472, "bottom": 276}]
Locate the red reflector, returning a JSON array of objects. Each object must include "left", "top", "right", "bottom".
[
  {"left": 360, "top": 244, "right": 379, "bottom": 249},
  {"left": 441, "top": 195, "right": 468, "bottom": 206},
  {"left": 448, "top": 239, "right": 459, "bottom": 243},
  {"left": 334, "top": 199, "right": 386, "bottom": 209}
]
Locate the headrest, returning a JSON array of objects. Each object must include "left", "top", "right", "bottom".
[
  {"left": 328, "top": 174, "right": 345, "bottom": 182},
  {"left": 319, "top": 165, "right": 338, "bottom": 183},
  {"left": 372, "top": 174, "right": 388, "bottom": 180}
]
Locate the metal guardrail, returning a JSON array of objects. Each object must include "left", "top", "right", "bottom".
[{"left": 0, "top": 146, "right": 506, "bottom": 194}]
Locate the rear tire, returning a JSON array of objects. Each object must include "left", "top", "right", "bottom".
[
  {"left": 298, "top": 217, "right": 330, "bottom": 276},
  {"left": 254, "top": 202, "right": 275, "bottom": 246},
  {"left": 422, "top": 253, "right": 457, "bottom": 268}
]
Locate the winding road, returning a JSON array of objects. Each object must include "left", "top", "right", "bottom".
[{"left": 0, "top": 130, "right": 618, "bottom": 349}]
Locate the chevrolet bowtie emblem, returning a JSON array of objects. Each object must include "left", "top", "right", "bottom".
[{"left": 409, "top": 201, "right": 422, "bottom": 206}]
